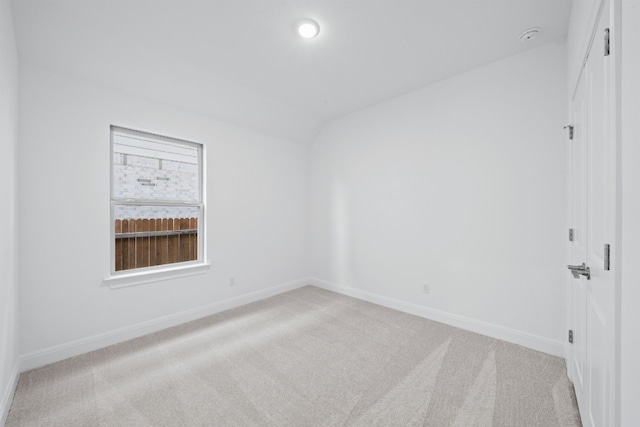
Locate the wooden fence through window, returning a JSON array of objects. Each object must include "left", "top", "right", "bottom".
[{"left": 115, "top": 218, "right": 198, "bottom": 271}]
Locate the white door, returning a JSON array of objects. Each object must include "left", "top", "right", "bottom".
[{"left": 568, "top": 2, "right": 616, "bottom": 426}]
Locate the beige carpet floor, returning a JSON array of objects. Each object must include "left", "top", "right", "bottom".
[{"left": 6, "top": 285, "right": 582, "bottom": 426}]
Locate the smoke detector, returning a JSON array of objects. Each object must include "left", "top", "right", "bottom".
[{"left": 519, "top": 27, "right": 540, "bottom": 42}]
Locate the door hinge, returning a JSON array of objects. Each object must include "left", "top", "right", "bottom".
[
  {"left": 604, "top": 28, "right": 610, "bottom": 56},
  {"left": 569, "top": 330, "right": 574, "bottom": 344},
  {"left": 604, "top": 244, "right": 610, "bottom": 270},
  {"left": 569, "top": 228, "right": 574, "bottom": 242},
  {"left": 564, "top": 125, "right": 574, "bottom": 140}
]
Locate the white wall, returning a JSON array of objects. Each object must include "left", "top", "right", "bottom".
[
  {"left": 310, "top": 41, "right": 567, "bottom": 353},
  {"left": 18, "top": 64, "right": 310, "bottom": 361},
  {"left": 620, "top": 1, "right": 640, "bottom": 425},
  {"left": 0, "top": 0, "right": 19, "bottom": 422}
]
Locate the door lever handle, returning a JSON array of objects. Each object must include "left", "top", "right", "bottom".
[{"left": 568, "top": 263, "right": 591, "bottom": 280}]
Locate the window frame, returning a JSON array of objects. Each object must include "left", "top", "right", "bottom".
[{"left": 106, "top": 125, "right": 208, "bottom": 287}]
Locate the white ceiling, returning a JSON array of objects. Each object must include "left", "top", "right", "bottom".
[{"left": 11, "top": 0, "right": 572, "bottom": 142}]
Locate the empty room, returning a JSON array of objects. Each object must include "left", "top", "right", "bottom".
[{"left": 1, "top": 0, "right": 638, "bottom": 425}]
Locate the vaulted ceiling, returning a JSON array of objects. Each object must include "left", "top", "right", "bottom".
[{"left": 11, "top": 0, "right": 572, "bottom": 142}]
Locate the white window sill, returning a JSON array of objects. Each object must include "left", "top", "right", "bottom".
[{"left": 104, "top": 262, "right": 211, "bottom": 289}]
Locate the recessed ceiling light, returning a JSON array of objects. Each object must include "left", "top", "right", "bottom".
[
  {"left": 298, "top": 19, "right": 320, "bottom": 39},
  {"left": 519, "top": 27, "right": 540, "bottom": 42}
]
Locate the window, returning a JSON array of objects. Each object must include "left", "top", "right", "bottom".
[{"left": 110, "top": 126, "right": 204, "bottom": 277}]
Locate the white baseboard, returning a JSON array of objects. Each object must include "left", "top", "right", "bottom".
[
  {"left": 310, "top": 278, "right": 565, "bottom": 357},
  {"left": 18, "top": 276, "right": 564, "bottom": 374},
  {"left": 1, "top": 360, "right": 21, "bottom": 426},
  {"left": 20, "top": 278, "right": 310, "bottom": 372}
]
